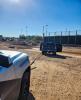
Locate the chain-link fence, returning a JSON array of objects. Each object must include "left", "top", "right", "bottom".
[{"left": 44, "top": 30, "right": 81, "bottom": 46}]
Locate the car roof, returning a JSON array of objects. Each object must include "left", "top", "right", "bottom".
[{"left": 0, "top": 50, "right": 22, "bottom": 59}]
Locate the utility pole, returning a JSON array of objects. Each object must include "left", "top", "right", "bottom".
[
  {"left": 26, "top": 26, "right": 28, "bottom": 36},
  {"left": 49, "top": 32, "right": 50, "bottom": 36}
]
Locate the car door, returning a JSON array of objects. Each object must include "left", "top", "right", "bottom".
[{"left": 0, "top": 65, "right": 18, "bottom": 100}]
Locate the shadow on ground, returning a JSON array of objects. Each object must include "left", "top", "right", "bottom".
[
  {"left": 45, "top": 54, "right": 71, "bottom": 59},
  {"left": 27, "top": 92, "right": 35, "bottom": 100},
  {"left": 18, "top": 92, "right": 35, "bottom": 100},
  {"left": 31, "top": 67, "right": 37, "bottom": 70}
]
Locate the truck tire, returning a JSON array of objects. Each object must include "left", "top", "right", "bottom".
[
  {"left": 53, "top": 52, "right": 56, "bottom": 55},
  {"left": 44, "top": 52, "right": 47, "bottom": 55},
  {"left": 42, "top": 51, "right": 45, "bottom": 55},
  {"left": 18, "top": 71, "right": 30, "bottom": 100},
  {"left": 42, "top": 51, "right": 47, "bottom": 55}
]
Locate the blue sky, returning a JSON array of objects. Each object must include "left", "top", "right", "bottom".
[{"left": 0, "top": 0, "right": 81, "bottom": 37}]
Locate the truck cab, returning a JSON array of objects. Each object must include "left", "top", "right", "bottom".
[{"left": 40, "top": 42, "right": 57, "bottom": 55}]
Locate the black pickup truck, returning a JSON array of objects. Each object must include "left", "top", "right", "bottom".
[{"left": 40, "top": 36, "right": 62, "bottom": 55}]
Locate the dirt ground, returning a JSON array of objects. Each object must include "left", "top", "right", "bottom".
[
  {"left": 63, "top": 46, "right": 81, "bottom": 55},
  {"left": 1, "top": 42, "right": 81, "bottom": 100},
  {"left": 22, "top": 49, "right": 81, "bottom": 100}
]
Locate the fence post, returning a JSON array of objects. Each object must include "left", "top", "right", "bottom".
[
  {"left": 55, "top": 32, "right": 56, "bottom": 42},
  {"left": 68, "top": 31, "right": 70, "bottom": 45},
  {"left": 75, "top": 30, "right": 77, "bottom": 45},
  {"left": 60, "top": 32, "right": 62, "bottom": 44},
  {"left": 48, "top": 32, "right": 50, "bottom": 42}
]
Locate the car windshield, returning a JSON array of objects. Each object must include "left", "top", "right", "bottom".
[{"left": 0, "top": 55, "right": 11, "bottom": 67}]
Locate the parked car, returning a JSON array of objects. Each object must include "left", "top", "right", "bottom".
[{"left": 0, "top": 50, "right": 31, "bottom": 100}]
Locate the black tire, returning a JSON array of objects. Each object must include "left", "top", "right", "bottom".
[
  {"left": 44, "top": 52, "right": 47, "bottom": 55},
  {"left": 42, "top": 51, "right": 47, "bottom": 55},
  {"left": 18, "top": 71, "right": 30, "bottom": 100},
  {"left": 53, "top": 52, "right": 56, "bottom": 55},
  {"left": 42, "top": 51, "right": 45, "bottom": 55}
]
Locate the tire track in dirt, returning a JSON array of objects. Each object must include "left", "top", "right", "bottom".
[
  {"left": 45, "top": 61, "right": 57, "bottom": 100},
  {"left": 27, "top": 50, "right": 81, "bottom": 100},
  {"left": 30, "top": 60, "right": 49, "bottom": 100}
]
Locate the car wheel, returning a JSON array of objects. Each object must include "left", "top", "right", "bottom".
[{"left": 18, "top": 71, "right": 30, "bottom": 100}]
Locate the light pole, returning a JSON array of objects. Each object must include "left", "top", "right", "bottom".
[
  {"left": 42, "top": 26, "right": 45, "bottom": 37},
  {"left": 45, "top": 25, "right": 48, "bottom": 36}
]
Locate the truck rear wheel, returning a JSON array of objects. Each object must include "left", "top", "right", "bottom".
[
  {"left": 53, "top": 52, "right": 56, "bottom": 55},
  {"left": 42, "top": 51, "right": 45, "bottom": 55},
  {"left": 42, "top": 51, "right": 47, "bottom": 55}
]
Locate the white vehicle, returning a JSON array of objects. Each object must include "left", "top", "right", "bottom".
[{"left": 0, "top": 50, "right": 31, "bottom": 100}]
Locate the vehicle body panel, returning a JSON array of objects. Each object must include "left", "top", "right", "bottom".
[
  {"left": 0, "top": 50, "right": 30, "bottom": 100},
  {"left": 41, "top": 42, "right": 57, "bottom": 52}
]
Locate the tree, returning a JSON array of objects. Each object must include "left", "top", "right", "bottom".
[{"left": 19, "top": 34, "right": 26, "bottom": 39}]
